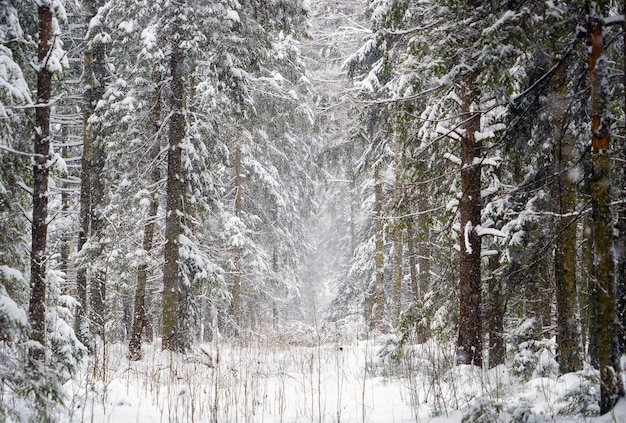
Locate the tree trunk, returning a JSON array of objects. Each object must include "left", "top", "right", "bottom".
[
  {"left": 588, "top": 3, "right": 622, "bottom": 413},
  {"left": 28, "top": 3, "right": 53, "bottom": 363},
  {"left": 416, "top": 194, "right": 431, "bottom": 303},
  {"left": 60, "top": 128, "right": 72, "bottom": 295},
  {"left": 486, "top": 254, "right": 505, "bottom": 368},
  {"left": 75, "top": 8, "right": 94, "bottom": 347},
  {"left": 129, "top": 71, "right": 162, "bottom": 361},
  {"left": 553, "top": 72, "right": 582, "bottom": 374},
  {"left": 75, "top": 0, "right": 107, "bottom": 347},
  {"left": 371, "top": 166, "right": 386, "bottom": 331},
  {"left": 616, "top": 0, "right": 626, "bottom": 356},
  {"left": 232, "top": 144, "right": 243, "bottom": 331},
  {"left": 583, "top": 172, "right": 597, "bottom": 365},
  {"left": 391, "top": 138, "right": 404, "bottom": 327},
  {"left": 88, "top": 28, "right": 107, "bottom": 342},
  {"left": 162, "top": 15, "right": 184, "bottom": 352},
  {"left": 456, "top": 76, "right": 482, "bottom": 367},
  {"left": 406, "top": 220, "right": 419, "bottom": 302}
]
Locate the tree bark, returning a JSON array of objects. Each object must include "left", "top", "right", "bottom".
[
  {"left": 583, "top": 172, "right": 597, "bottom": 365},
  {"left": 391, "top": 137, "right": 404, "bottom": 327},
  {"left": 29, "top": 3, "right": 53, "bottom": 363},
  {"left": 553, "top": 71, "right": 582, "bottom": 374},
  {"left": 129, "top": 70, "right": 162, "bottom": 361},
  {"left": 75, "top": 0, "right": 107, "bottom": 347},
  {"left": 88, "top": 28, "right": 107, "bottom": 342},
  {"left": 232, "top": 144, "right": 243, "bottom": 331},
  {"left": 416, "top": 194, "right": 431, "bottom": 303},
  {"left": 456, "top": 76, "right": 482, "bottom": 367},
  {"left": 616, "top": 0, "right": 626, "bottom": 356},
  {"left": 371, "top": 166, "right": 386, "bottom": 331},
  {"left": 486, "top": 252, "right": 505, "bottom": 368},
  {"left": 162, "top": 15, "right": 184, "bottom": 352},
  {"left": 588, "top": 3, "right": 622, "bottom": 413}
]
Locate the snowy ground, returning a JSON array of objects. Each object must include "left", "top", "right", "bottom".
[{"left": 61, "top": 335, "right": 626, "bottom": 422}]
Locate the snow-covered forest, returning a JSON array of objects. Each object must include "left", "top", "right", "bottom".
[{"left": 3, "top": 0, "right": 626, "bottom": 421}]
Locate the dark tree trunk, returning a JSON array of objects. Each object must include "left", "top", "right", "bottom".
[
  {"left": 391, "top": 137, "right": 404, "bottom": 327},
  {"left": 552, "top": 69, "right": 583, "bottom": 374},
  {"left": 231, "top": 145, "right": 243, "bottom": 331},
  {"left": 371, "top": 166, "right": 386, "bottom": 331},
  {"left": 29, "top": 3, "right": 53, "bottom": 363},
  {"left": 456, "top": 77, "right": 482, "bottom": 367},
  {"left": 616, "top": 0, "right": 626, "bottom": 357},
  {"left": 486, "top": 249, "right": 505, "bottom": 368},
  {"left": 129, "top": 70, "right": 162, "bottom": 361},
  {"left": 76, "top": 0, "right": 108, "bottom": 347},
  {"left": 162, "top": 15, "right": 184, "bottom": 352},
  {"left": 416, "top": 194, "right": 431, "bottom": 303},
  {"left": 406, "top": 220, "right": 419, "bottom": 303},
  {"left": 588, "top": 3, "right": 623, "bottom": 413}
]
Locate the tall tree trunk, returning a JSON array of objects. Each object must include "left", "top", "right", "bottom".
[
  {"left": 583, "top": 169, "right": 597, "bottom": 365},
  {"left": 162, "top": 15, "right": 184, "bottom": 352},
  {"left": 553, "top": 73, "right": 583, "bottom": 374},
  {"left": 588, "top": 3, "right": 622, "bottom": 413},
  {"left": 406, "top": 220, "right": 419, "bottom": 302},
  {"left": 29, "top": 3, "right": 53, "bottom": 363},
  {"left": 616, "top": 0, "right": 626, "bottom": 356},
  {"left": 75, "top": 6, "right": 94, "bottom": 347},
  {"left": 129, "top": 71, "right": 162, "bottom": 361},
  {"left": 60, "top": 128, "right": 72, "bottom": 295},
  {"left": 76, "top": 0, "right": 107, "bottom": 347},
  {"left": 88, "top": 30, "right": 107, "bottom": 342},
  {"left": 456, "top": 76, "right": 483, "bottom": 367},
  {"left": 391, "top": 137, "right": 404, "bottom": 327},
  {"left": 371, "top": 166, "right": 386, "bottom": 331},
  {"left": 231, "top": 144, "right": 243, "bottom": 331}
]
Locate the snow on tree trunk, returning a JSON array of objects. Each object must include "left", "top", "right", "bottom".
[
  {"left": 457, "top": 76, "right": 482, "bottom": 367},
  {"left": 76, "top": 0, "right": 108, "bottom": 348},
  {"left": 232, "top": 144, "right": 243, "bottom": 332},
  {"left": 29, "top": 2, "right": 53, "bottom": 363},
  {"left": 391, "top": 134, "right": 404, "bottom": 327},
  {"left": 371, "top": 166, "right": 386, "bottom": 331},
  {"left": 162, "top": 13, "right": 184, "bottom": 352},
  {"left": 130, "top": 69, "right": 162, "bottom": 361}
]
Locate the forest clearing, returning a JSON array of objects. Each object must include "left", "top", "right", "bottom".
[{"left": 62, "top": 334, "right": 626, "bottom": 422}]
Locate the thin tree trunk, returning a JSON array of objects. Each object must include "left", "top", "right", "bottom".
[
  {"left": 60, "top": 128, "right": 72, "bottom": 295},
  {"left": 29, "top": 3, "right": 53, "bottom": 363},
  {"left": 588, "top": 3, "right": 622, "bottom": 413},
  {"left": 616, "top": 0, "right": 626, "bottom": 356},
  {"left": 129, "top": 73, "right": 162, "bottom": 360},
  {"left": 272, "top": 246, "right": 279, "bottom": 329},
  {"left": 391, "top": 138, "right": 404, "bottom": 326},
  {"left": 553, "top": 73, "right": 582, "bottom": 374},
  {"left": 406, "top": 220, "right": 419, "bottom": 303},
  {"left": 75, "top": 6, "right": 94, "bottom": 347},
  {"left": 88, "top": 28, "right": 107, "bottom": 341},
  {"left": 371, "top": 166, "right": 386, "bottom": 331},
  {"left": 232, "top": 144, "right": 243, "bottom": 331},
  {"left": 486, "top": 252, "right": 505, "bottom": 368},
  {"left": 162, "top": 15, "right": 184, "bottom": 352},
  {"left": 76, "top": 0, "right": 107, "bottom": 347},
  {"left": 457, "top": 76, "right": 482, "bottom": 367},
  {"left": 416, "top": 194, "right": 431, "bottom": 302}
]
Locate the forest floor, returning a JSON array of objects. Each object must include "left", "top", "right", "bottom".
[{"left": 61, "top": 331, "right": 626, "bottom": 422}]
